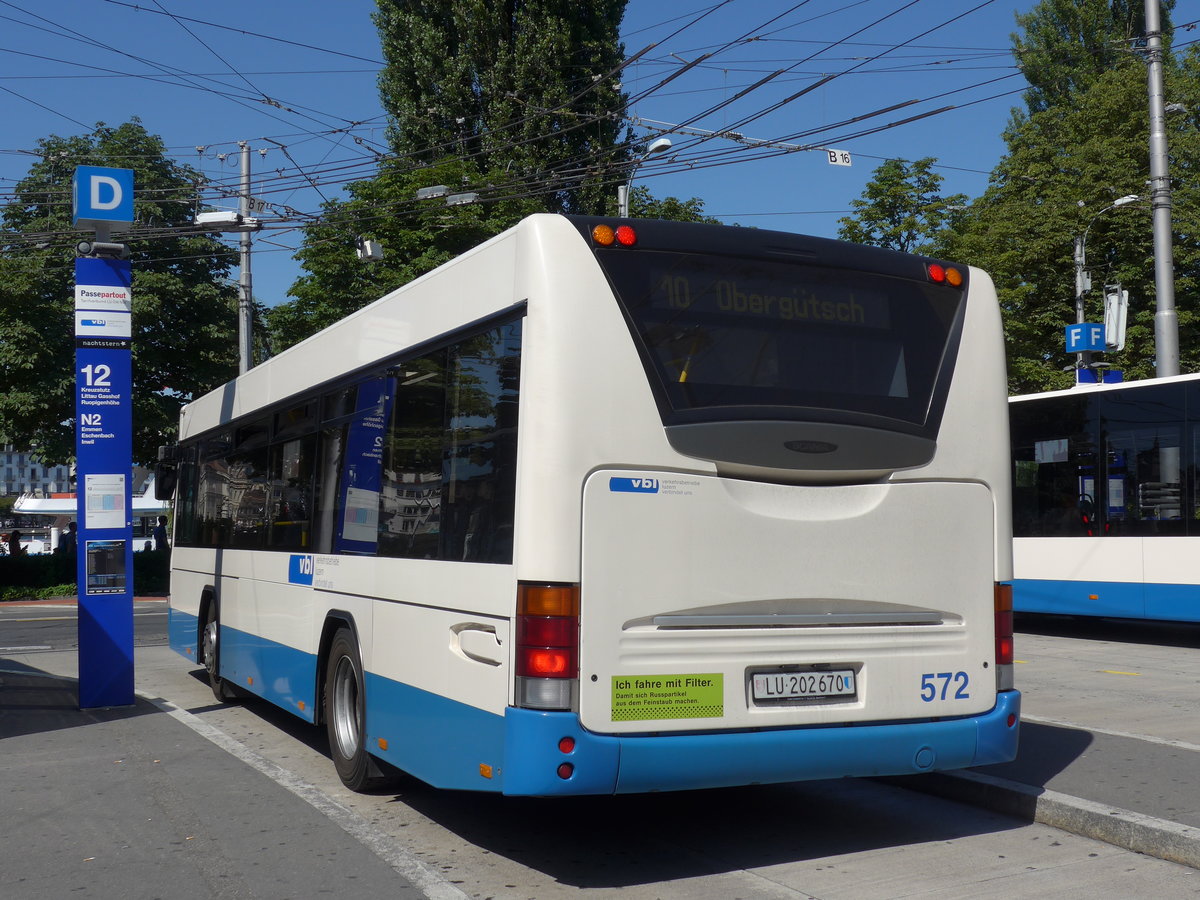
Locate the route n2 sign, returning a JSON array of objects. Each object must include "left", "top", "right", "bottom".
[{"left": 73, "top": 165, "right": 135, "bottom": 710}]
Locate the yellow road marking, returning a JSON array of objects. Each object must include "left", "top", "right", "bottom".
[{"left": 1101, "top": 669, "right": 1141, "bottom": 676}]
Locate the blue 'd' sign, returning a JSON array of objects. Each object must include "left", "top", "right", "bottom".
[{"left": 72, "top": 166, "right": 134, "bottom": 230}]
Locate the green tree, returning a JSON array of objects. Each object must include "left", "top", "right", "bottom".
[
  {"left": 0, "top": 121, "right": 239, "bottom": 464},
  {"left": 274, "top": 1, "right": 693, "bottom": 352},
  {"left": 940, "top": 37, "right": 1200, "bottom": 393},
  {"left": 1012, "top": 0, "right": 1169, "bottom": 114},
  {"left": 626, "top": 185, "right": 721, "bottom": 224},
  {"left": 373, "top": 0, "right": 629, "bottom": 214},
  {"left": 837, "top": 157, "right": 968, "bottom": 254}
]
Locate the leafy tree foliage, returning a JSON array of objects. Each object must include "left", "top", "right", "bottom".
[
  {"left": 275, "top": 1, "right": 722, "bottom": 352},
  {"left": 940, "top": 28, "right": 1200, "bottom": 393},
  {"left": 836, "top": 157, "right": 968, "bottom": 254},
  {"left": 373, "top": 0, "right": 629, "bottom": 215},
  {"left": 0, "top": 121, "right": 239, "bottom": 464},
  {"left": 1012, "top": 0, "right": 1170, "bottom": 114},
  {"left": 626, "top": 185, "right": 721, "bottom": 224}
]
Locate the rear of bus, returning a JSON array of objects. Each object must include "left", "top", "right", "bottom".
[{"left": 501, "top": 215, "right": 1018, "bottom": 795}]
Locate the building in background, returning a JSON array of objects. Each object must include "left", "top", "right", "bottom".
[{"left": 0, "top": 445, "right": 71, "bottom": 497}]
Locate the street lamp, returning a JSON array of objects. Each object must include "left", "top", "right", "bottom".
[
  {"left": 1073, "top": 194, "right": 1140, "bottom": 371},
  {"left": 618, "top": 137, "right": 673, "bottom": 218}
]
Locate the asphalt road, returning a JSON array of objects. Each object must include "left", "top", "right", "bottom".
[
  {"left": 0, "top": 598, "right": 167, "bottom": 652},
  {"left": 2, "top": 603, "right": 1198, "bottom": 898}
]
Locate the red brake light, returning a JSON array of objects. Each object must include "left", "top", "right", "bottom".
[
  {"left": 995, "top": 583, "right": 1014, "bottom": 666},
  {"left": 615, "top": 225, "right": 637, "bottom": 246},
  {"left": 519, "top": 647, "right": 577, "bottom": 677},
  {"left": 927, "top": 263, "right": 946, "bottom": 283},
  {"left": 516, "top": 583, "right": 579, "bottom": 680}
]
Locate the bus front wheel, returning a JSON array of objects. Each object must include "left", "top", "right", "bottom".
[
  {"left": 324, "top": 628, "right": 380, "bottom": 791},
  {"left": 202, "top": 602, "right": 240, "bottom": 703}
]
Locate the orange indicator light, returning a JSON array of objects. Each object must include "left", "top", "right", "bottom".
[
  {"left": 945, "top": 267, "right": 963, "bottom": 287},
  {"left": 592, "top": 224, "right": 615, "bottom": 246}
]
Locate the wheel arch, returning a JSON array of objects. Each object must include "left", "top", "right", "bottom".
[
  {"left": 197, "top": 586, "right": 217, "bottom": 663},
  {"left": 315, "top": 610, "right": 359, "bottom": 726}
]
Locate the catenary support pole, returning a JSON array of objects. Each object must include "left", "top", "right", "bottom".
[
  {"left": 1144, "top": 0, "right": 1178, "bottom": 377},
  {"left": 238, "top": 141, "right": 254, "bottom": 374}
]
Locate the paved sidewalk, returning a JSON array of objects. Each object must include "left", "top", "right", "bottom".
[
  {"left": 0, "top": 661, "right": 426, "bottom": 900},
  {"left": 892, "top": 619, "right": 1200, "bottom": 869}
]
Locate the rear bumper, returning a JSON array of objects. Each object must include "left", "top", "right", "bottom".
[{"left": 502, "top": 689, "right": 1021, "bottom": 796}]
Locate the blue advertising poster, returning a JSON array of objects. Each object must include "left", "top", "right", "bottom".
[
  {"left": 75, "top": 255, "right": 134, "bottom": 708},
  {"left": 333, "top": 376, "right": 389, "bottom": 554}
]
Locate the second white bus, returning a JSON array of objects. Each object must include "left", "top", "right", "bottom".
[{"left": 161, "top": 214, "right": 1019, "bottom": 795}]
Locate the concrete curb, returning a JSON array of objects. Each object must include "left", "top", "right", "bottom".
[{"left": 885, "top": 770, "right": 1200, "bottom": 869}]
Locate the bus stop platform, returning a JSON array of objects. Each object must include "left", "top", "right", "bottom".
[
  {"left": 0, "top": 663, "right": 426, "bottom": 898},
  {"left": 892, "top": 716, "right": 1200, "bottom": 869},
  {"left": 890, "top": 615, "right": 1200, "bottom": 869}
]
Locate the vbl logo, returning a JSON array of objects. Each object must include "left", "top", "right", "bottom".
[
  {"left": 288, "top": 554, "right": 315, "bottom": 585},
  {"left": 609, "top": 476, "right": 660, "bottom": 494}
]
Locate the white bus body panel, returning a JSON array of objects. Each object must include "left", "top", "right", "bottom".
[{"left": 579, "top": 473, "right": 997, "bottom": 733}]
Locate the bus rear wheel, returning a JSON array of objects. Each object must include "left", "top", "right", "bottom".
[{"left": 324, "top": 628, "right": 382, "bottom": 791}]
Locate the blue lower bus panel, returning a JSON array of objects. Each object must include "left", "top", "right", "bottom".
[
  {"left": 1014, "top": 578, "right": 1200, "bottom": 622},
  {"left": 366, "top": 675, "right": 1020, "bottom": 796}
]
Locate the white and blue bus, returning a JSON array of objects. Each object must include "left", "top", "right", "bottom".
[
  {"left": 160, "top": 214, "right": 1019, "bottom": 795},
  {"left": 1011, "top": 373, "right": 1200, "bottom": 622}
]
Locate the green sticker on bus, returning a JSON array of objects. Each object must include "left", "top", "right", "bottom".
[{"left": 611, "top": 674, "right": 724, "bottom": 721}]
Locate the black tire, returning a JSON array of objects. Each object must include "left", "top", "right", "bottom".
[
  {"left": 324, "top": 627, "right": 383, "bottom": 791},
  {"left": 201, "top": 601, "right": 240, "bottom": 703}
]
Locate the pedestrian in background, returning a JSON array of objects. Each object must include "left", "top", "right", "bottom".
[
  {"left": 7, "top": 530, "right": 27, "bottom": 556},
  {"left": 57, "top": 521, "right": 78, "bottom": 555},
  {"left": 153, "top": 515, "right": 169, "bottom": 551}
]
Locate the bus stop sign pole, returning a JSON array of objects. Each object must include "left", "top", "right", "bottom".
[{"left": 72, "top": 165, "right": 135, "bottom": 709}]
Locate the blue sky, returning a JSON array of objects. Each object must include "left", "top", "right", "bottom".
[{"left": 0, "top": 1, "right": 1041, "bottom": 307}]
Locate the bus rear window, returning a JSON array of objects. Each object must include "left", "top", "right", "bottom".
[{"left": 596, "top": 250, "right": 963, "bottom": 430}]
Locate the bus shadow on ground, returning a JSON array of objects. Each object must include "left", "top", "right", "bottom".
[
  {"left": 973, "top": 719, "right": 1094, "bottom": 788},
  {"left": 185, "top": 669, "right": 1042, "bottom": 889},
  {"left": 1016, "top": 613, "right": 1200, "bottom": 649},
  {"left": 389, "top": 775, "right": 1029, "bottom": 888}
]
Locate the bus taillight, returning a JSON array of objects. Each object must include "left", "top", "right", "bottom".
[
  {"left": 515, "top": 583, "right": 580, "bottom": 710},
  {"left": 995, "top": 583, "right": 1014, "bottom": 690}
]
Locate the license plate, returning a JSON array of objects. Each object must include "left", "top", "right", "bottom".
[{"left": 751, "top": 668, "right": 856, "bottom": 702}]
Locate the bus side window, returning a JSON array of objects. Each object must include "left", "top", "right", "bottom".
[
  {"left": 378, "top": 354, "right": 447, "bottom": 560},
  {"left": 228, "top": 418, "right": 271, "bottom": 550},
  {"left": 266, "top": 436, "right": 316, "bottom": 551},
  {"left": 197, "top": 432, "right": 233, "bottom": 547},
  {"left": 444, "top": 321, "right": 521, "bottom": 563}
]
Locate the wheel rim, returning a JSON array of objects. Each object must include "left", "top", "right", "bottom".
[
  {"left": 331, "top": 655, "right": 361, "bottom": 759},
  {"left": 203, "top": 618, "right": 218, "bottom": 680}
]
